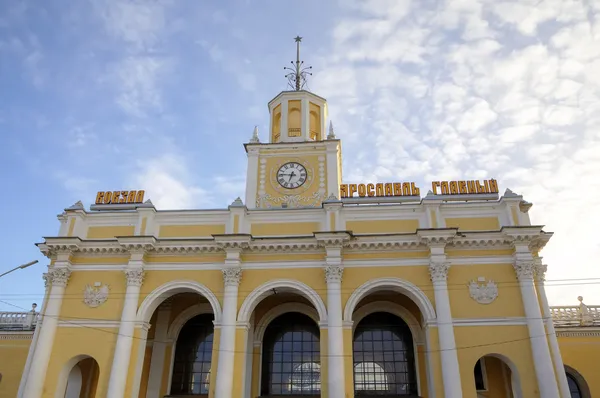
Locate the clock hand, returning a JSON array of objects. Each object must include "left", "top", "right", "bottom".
[{"left": 288, "top": 172, "right": 296, "bottom": 182}]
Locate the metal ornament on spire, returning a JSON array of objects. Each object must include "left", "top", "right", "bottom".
[{"left": 284, "top": 36, "right": 312, "bottom": 91}]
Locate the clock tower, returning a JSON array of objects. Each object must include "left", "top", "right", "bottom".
[{"left": 244, "top": 37, "right": 342, "bottom": 209}]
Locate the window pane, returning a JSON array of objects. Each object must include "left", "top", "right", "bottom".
[
  {"left": 262, "top": 313, "right": 321, "bottom": 396},
  {"left": 169, "top": 313, "right": 215, "bottom": 395},
  {"left": 353, "top": 312, "right": 418, "bottom": 396}
]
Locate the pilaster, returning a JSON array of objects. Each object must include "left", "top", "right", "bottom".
[
  {"left": 227, "top": 198, "right": 248, "bottom": 234},
  {"left": 107, "top": 238, "right": 153, "bottom": 398},
  {"left": 245, "top": 146, "right": 260, "bottom": 209},
  {"left": 505, "top": 229, "right": 559, "bottom": 398},
  {"left": 214, "top": 236, "right": 246, "bottom": 398},
  {"left": 22, "top": 247, "right": 74, "bottom": 398},
  {"left": 316, "top": 232, "right": 350, "bottom": 398},
  {"left": 417, "top": 229, "right": 462, "bottom": 398}
]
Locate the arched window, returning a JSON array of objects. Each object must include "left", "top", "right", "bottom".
[
  {"left": 353, "top": 312, "right": 417, "bottom": 396},
  {"left": 170, "top": 314, "right": 214, "bottom": 395},
  {"left": 261, "top": 312, "right": 320, "bottom": 396},
  {"left": 567, "top": 373, "right": 582, "bottom": 398}
]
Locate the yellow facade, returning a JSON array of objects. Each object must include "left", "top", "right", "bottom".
[{"left": 1, "top": 69, "right": 599, "bottom": 398}]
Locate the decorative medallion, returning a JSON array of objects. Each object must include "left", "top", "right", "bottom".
[
  {"left": 83, "top": 282, "right": 110, "bottom": 308},
  {"left": 468, "top": 277, "right": 498, "bottom": 305}
]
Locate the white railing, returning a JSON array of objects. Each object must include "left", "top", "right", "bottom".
[
  {"left": 0, "top": 304, "right": 39, "bottom": 330},
  {"left": 550, "top": 296, "right": 600, "bottom": 327}
]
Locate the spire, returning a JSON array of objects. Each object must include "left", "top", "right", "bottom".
[
  {"left": 250, "top": 125, "right": 260, "bottom": 143},
  {"left": 327, "top": 121, "right": 336, "bottom": 139},
  {"left": 284, "top": 36, "right": 312, "bottom": 91}
]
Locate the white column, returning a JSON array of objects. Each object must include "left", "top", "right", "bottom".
[
  {"left": 146, "top": 302, "right": 172, "bottom": 398},
  {"left": 22, "top": 267, "right": 72, "bottom": 398},
  {"left": 428, "top": 257, "right": 463, "bottom": 398},
  {"left": 513, "top": 256, "right": 559, "bottom": 398},
  {"left": 534, "top": 261, "right": 570, "bottom": 398},
  {"left": 18, "top": 280, "right": 50, "bottom": 398},
  {"left": 325, "top": 263, "right": 345, "bottom": 398},
  {"left": 106, "top": 266, "right": 145, "bottom": 398},
  {"left": 214, "top": 267, "right": 242, "bottom": 398}
]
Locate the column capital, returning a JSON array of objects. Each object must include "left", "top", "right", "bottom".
[
  {"left": 124, "top": 268, "right": 145, "bottom": 287},
  {"left": 222, "top": 267, "right": 242, "bottom": 287},
  {"left": 324, "top": 264, "right": 344, "bottom": 284},
  {"left": 44, "top": 267, "right": 72, "bottom": 288},
  {"left": 513, "top": 259, "right": 535, "bottom": 281},
  {"left": 214, "top": 235, "right": 251, "bottom": 264},
  {"left": 533, "top": 257, "right": 547, "bottom": 282},
  {"left": 429, "top": 260, "right": 450, "bottom": 283}
]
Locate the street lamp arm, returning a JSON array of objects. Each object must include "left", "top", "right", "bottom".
[{"left": 0, "top": 260, "right": 39, "bottom": 279}]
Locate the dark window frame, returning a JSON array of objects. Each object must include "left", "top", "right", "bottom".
[
  {"left": 261, "top": 312, "right": 321, "bottom": 396},
  {"left": 352, "top": 312, "right": 418, "bottom": 396},
  {"left": 170, "top": 313, "right": 215, "bottom": 396}
]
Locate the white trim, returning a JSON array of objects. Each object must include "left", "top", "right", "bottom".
[
  {"left": 343, "top": 278, "right": 436, "bottom": 323},
  {"left": 57, "top": 320, "right": 123, "bottom": 328},
  {"left": 238, "top": 279, "right": 328, "bottom": 323},
  {"left": 68, "top": 256, "right": 515, "bottom": 272},
  {"left": 254, "top": 302, "right": 320, "bottom": 343},
  {"left": 452, "top": 317, "right": 528, "bottom": 327},
  {"left": 136, "top": 280, "right": 222, "bottom": 324},
  {"left": 425, "top": 326, "right": 435, "bottom": 398},
  {"left": 246, "top": 209, "right": 324, "bottom": 223},
  {"left": 54, "top": 354, "right": 95, "bottom": 398},
  {"left": 351, "top": 301, "right": 423, "bottom": 396}
]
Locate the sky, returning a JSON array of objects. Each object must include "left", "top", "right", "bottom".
[{"left": 0, "top": 0, "right": 599, "bottom": 312}]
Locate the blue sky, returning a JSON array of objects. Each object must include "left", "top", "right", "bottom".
[{"left": 1, "top": 0, "right": 599, "bottom": 311}]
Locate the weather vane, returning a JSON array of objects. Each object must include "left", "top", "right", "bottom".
[{"left": 284, "top": 36, "right": 312, "bottom": 91}]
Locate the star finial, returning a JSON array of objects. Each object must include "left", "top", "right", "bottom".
[{"left": 284, "top": 36, "right": 312, "bottom": 91}]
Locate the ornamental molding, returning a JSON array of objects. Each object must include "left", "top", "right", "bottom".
[
  {"left": 533, "top": 259, "right": 547, "bottom": 282},
  {"left": 513, "top": 259, "right": 535, "bottom": 280},
  {"left": 429, "top": 260, "right": 450, "bottom": 282},
  {"left": 324, "top": 264, "right": 343, "bottom": 283},
  {"left": 247, "top": 240, "right": 320, "bottom": 252},
  {"left": 468, "top": 277, "right": 499, "bottom": 304},
  {"left": 417, "top": 229, "right": 457, "bottom": 247},
  {"left": 83, "top": 283, "right": 110, "bottom": 308},
  {"left": 222, "top": 267, "right": 242, "bottom": 286},
  {"left": 214, "top": 234, "right": 252, "bottom": 250},
  {"left": 124, "top": 269, "right": 145, "bottom": 287},
  {"left": 314, "top": 232, "right": 352, "bottom": 248},
  {"left": 46, "top": 268, "right": 72, "bottom": 287}
]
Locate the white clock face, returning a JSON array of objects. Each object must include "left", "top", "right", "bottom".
[{"left": 277, "top": 162, "right": 308, "bottom": 189}]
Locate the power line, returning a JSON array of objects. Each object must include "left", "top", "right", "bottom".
[{"left": 0, "top": 299, "right": 589, "bottom": 356}]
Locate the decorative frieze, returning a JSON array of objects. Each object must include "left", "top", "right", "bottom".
[
  {"left": 124, "top": 269, "right": 145, "bottom": 287},
  {"left": 324, "top": 265, "right": 343, "bottom": 284},
  {"left": 222, "top": 268, "right": 242, "bottom": 286}
]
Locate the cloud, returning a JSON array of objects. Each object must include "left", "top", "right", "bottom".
[{"left": 316, "top": 0, "right": 600, "bottom": 304}]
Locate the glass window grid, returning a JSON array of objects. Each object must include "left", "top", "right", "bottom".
[
  {"left": 567, "top": 373, "right": 581, "bottom": 398},
  {"left": 262, "top": 313, "right": 321, "bottom": 396},
  {"left": 353, "top": 312, "right": 417, "bottom": 396},
  {"left": 171, "top": 314, "right": 214, "bottom": 395}
]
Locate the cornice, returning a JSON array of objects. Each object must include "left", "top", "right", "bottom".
[
  {"left": 314, "top": 231, "right": 353, "bottom": 247},
  {"left": 37, "top": 229, "right": 539, "bottom": 258},
  {"left": 346, "top": 235, "right": 424, "bottom": 251},
  {"left": 417, "top": 228, "right": 458, "bottom": 246}
]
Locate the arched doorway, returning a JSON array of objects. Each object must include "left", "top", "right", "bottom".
[
  {"left": 564, "top": 365, "right": 591, "bottom": 398},
  {"left": 169, "top": 313, "right": 215, "bottom": 395},
  {"left": 261, "top": 312, "right": 321, "bottom": 396},
  {"left": 472, "top": 354, "right": 521, "bottom": 397},
  {"left": 63, "top": 357, "right": 100, "bottom": 398},
  {"left": 353, "top": 312, "right": 418, "bottom": 396}
]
